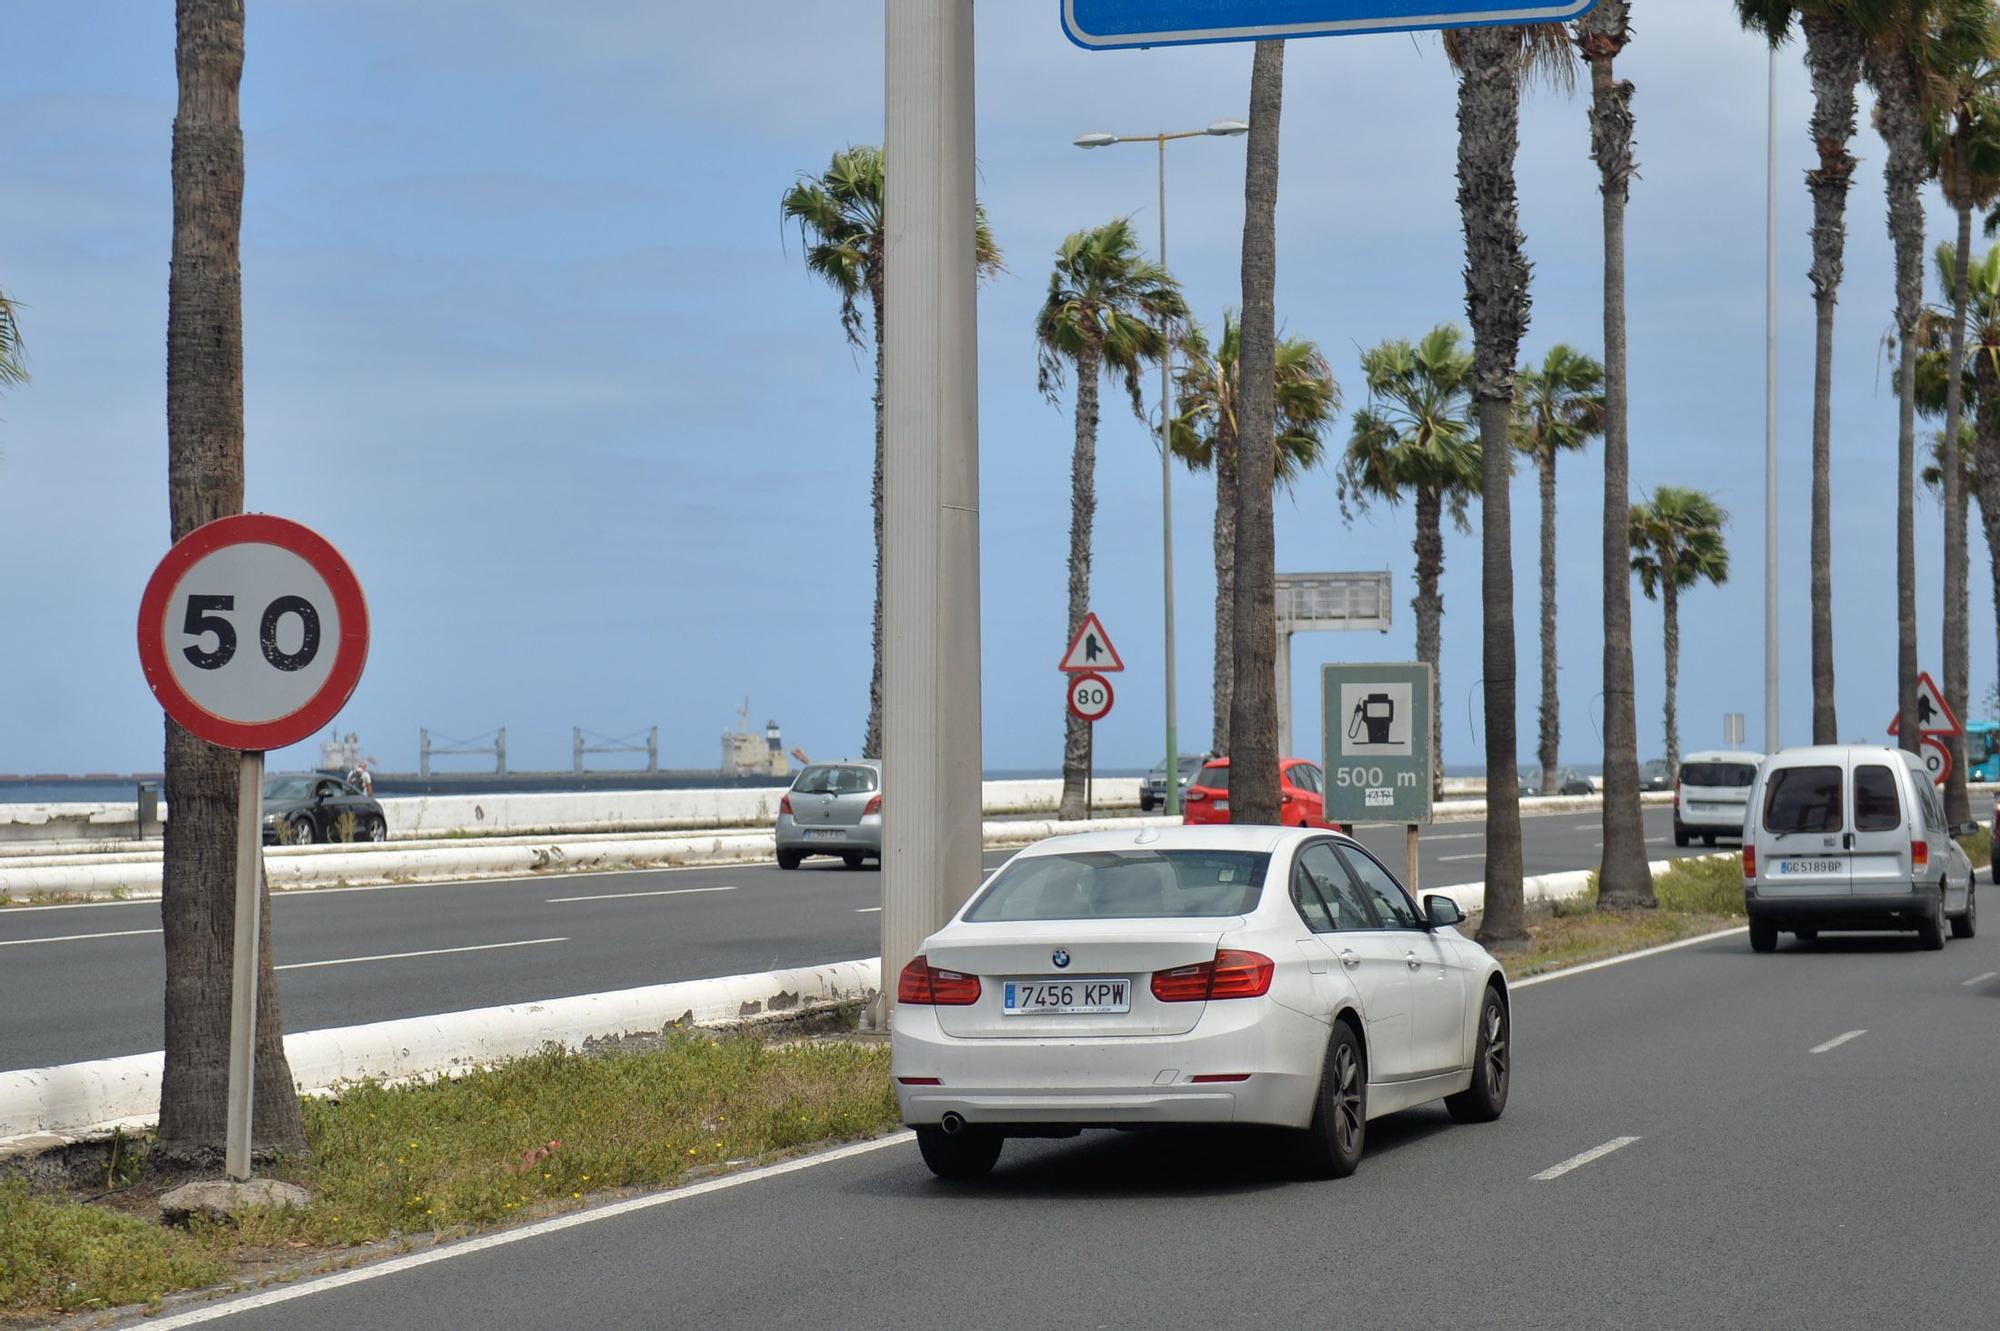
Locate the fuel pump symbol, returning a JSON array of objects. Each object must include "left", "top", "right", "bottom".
[{"left": 1347, "top": 692, "right": 1396, "bottom": 747}]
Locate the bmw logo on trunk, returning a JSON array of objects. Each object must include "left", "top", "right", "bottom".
[{"left": 1052, "top": 949, "right": 1071, "bottom": 969}]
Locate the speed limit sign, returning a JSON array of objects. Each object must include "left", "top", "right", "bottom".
[
  {"left": 137, "top": 514, "right": 369, "bottom": 751},
  {"left": 1067, "top": 671, "right": 1114, "bottom": 724}
]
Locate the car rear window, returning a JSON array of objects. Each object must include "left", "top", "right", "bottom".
[
  {"left": 1852, "top": 765, "right": 1902, "bottom": 832},
  {"left": 1191, "top": 765, "right": 1229, "bottom": 792},
  {"left": 962, "top": 850, "right": 1269, "bottom": 922},
  {"left": 791, "top": 765, "right": 878, "bottom": 796},
  {"left": 1763, "top": 766, "right": 1843, "bottom": 834},
  {"left": 1681, "top": 762, "right": 1756, "bottom": 788}
]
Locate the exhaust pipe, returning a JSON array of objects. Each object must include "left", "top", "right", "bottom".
[{"left": 940, "top": 1112, "right": 966, "bottom": 1135}]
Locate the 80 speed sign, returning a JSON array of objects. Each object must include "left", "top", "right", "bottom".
[{"left": 137, "top": 514, "right": 369, "bottom": 751}]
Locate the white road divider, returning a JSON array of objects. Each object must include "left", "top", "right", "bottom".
[{"left": 0, "top": 957, "right": 882, "bottom": 1153}]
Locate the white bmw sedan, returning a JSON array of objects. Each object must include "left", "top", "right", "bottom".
[{"left": 892, "top": 825, "right": 1510, "bottom": 1180}]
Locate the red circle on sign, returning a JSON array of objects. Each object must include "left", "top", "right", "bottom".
[
  {"left": 1921, "top": 735, "right": 1953, "bottom": 787},
  {"left": 1067, "top": 671, "right": 1114, "bottom": 724},
  {"left": 136, "top": 514, "right": 370, "bottom": 752}
]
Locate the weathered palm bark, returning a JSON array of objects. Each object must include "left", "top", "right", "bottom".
[
  {"left": 1876, "top": 50, "right": 1924, "bottom": 758},
  {"left": 1803, "top": 14, "right": 1864, "bottom": 745},
  {"left": 1211, "top": 427, "right": 1239, "bottom": 755},
  {"left": 863, "top": 257, "right": 886, "bottom": 760},
  {"left": 1662, "top": 566, "right": 1681, "bottom": 771},
  {"left": 1414, "top": 487, "right": 1447, "bottom": 802},
  {"left": 1058, "top": 341, "right": 1104, "bottom": 819},
  {"left": 1580, "top": 1, "right": 1651, "bottom": 910},
  {"left": 159, "top": 0, "right": 305, "bottom": 1161},
  {"left": 1977, "top": 359, "right": 2000, "bottom": 721},
  {"left": 1535, "top": 447, "right": 1560, "bottom": 784},
  {"left": 1456, "top": 25, "right": 1528, "bottom": 948},
  {"left": 1228, "top": 39, "right": 1285, "bottom": 827},
  {"left": 1941, "top": 179, "right": 1975, "bottom": 820}
]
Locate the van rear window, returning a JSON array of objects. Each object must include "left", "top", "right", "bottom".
[
  {"left": 1852, "top": 765, "right": 1902, "bottom": 832},
  {"left": 1681, "top": 762, "right": 1756, "bottom": 788},
  {"left": 1763, "top": 766, "right": 1842, "bottom": 834}
]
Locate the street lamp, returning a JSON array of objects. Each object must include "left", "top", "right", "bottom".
[{"left": 1073, "top": 117, "right": 1249, "bottom": 817}]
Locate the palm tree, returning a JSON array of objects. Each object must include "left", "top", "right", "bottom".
[
  {"left": 1229, "top": 38, "right": 1288, "bottom": 828},
  {"left": 1444, "top": 23, "right": 1571, "bottom": 949},
  {"left": 1337, "top": 326, "right": 1482, "bottom": 800},
  {"left": 1630, "top": 489, "right": 1732, "bottom": 771},
  {"left": 1036, "top": 219, "right": 1187, "bottom": 819},
  {"left": 1736, "top": 1, "right": 1871, "bottom": 746},
  {"left": 0, "top": 288, "right": 24, "bottom": 391},
  {"left": 159, "top": 0, "right": 305, "bottom": 1160},
  {"left": 1576, "top": 1, "right": 1652, "bottom": 911},
  {"left": 1172, "top": 313, "right": 1340, "bottom": 754},
  {"left": 1924, "top": 26, "right": 2000, "bottom": 821},
  {"left": 1512, "top": 345, "right": 1605, "bottom": 794},
  {"left": 782, "top": 147, "right": 1002, "bottom": 761}
]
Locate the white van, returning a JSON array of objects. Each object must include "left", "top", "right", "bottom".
[
  {"left": 1741, "top": 745, "right": 1978, "bottom": 952},
  {"left": 1673, "top": 750, "right": 1764, "bottom": 846}
]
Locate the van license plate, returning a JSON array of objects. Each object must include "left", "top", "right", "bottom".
[
  {"left": 1779, "top": 858, "right": 1842, "bottom": 875},
  {"left": 1003, "top": 978, "right": 1131, "bottom": 1015}
]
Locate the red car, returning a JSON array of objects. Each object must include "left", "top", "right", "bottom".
[{"left": 1181, "top": 756, "right": 1332, "bottom": 829}]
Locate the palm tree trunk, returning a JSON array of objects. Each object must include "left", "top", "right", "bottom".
[
  {"left": 1536, "top": 448, "right": 1559, "bottom": 784},
  {"left": 864, "top": 269, "right": 886, "bottom": 761},
  {"left": 1977, "top": 358, "right": 2000, "bottom": 733},
  {"left": 1802, "top": 14, "right": 1863, "bottom": 745},
  {"left": 1455, "top": 25, "right": 1528, "bottom": 948},
  {"left": 1581, "top": 1, "right": 1651, "bottom": 910},
  {"left": 1228, "top": 39, "right": 1285, "bottom": 827},
  {"left": 1212, "top": 428, "right": 1238, "bottom": 755},
  {"left": 1058, "top": 342, "right": 1103, "bottom": 820},
  {"left": 159, "top": 0, "right": 305, "bottom": 1162},
  {"left": 1941, "top": 190, "right": 1974, "bottom": 821},
  {"left": 1414, "top": 487, "right": 1447, "bottom": 802},
  {"left": 1662, "top": 573, "right": 1681, "bottom": 771},
  {"left": 1878, "top": 53, "right": 1924, "bottom": 758}
]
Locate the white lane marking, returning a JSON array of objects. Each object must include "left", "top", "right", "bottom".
[
  {"left": 0, "top": 927, "right": 160, "bottom": 947},
  {"left": 544, "top": 885, "right": 739, "bottom": 905},
  {"left": 1419, "top": 832, "right": 1484, "bottom": 843},
  {"left": 1963, "top": 971, "right": 1998, "bottom": 987},
  {"left": 1438, "top": 853, "right": 1485, "bottom": 863},
  {"left": 137, "top": 1132, "right": 915, "bottom": 1328},
  {"left": 1532, "top": 1136, "right": 1641, "bottom": 1182},
  {"left": 276, "top": 938, "right": 568, "bottom": 972},
  {"left": 856, "top": 906, "right": 881, "bottom": 914},
  {"left": 1810, "top": 1029, "right": 1867, "bottom": 1054},
  {"left": 1511, "top": 927, "right": 1749, "bottom": 990}
]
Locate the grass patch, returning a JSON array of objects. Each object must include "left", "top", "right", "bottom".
[
  {"left": 1, "top": 1033, "right": 895, "bottom": 1323},
  {"left": 1507, "top": 853, "right": 1746, "bottom": 980},
  {"left": 1957, "top": 826, "right": 1990, "bottom": 871}
]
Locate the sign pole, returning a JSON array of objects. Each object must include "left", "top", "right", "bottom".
[
  {"left": 1086, "top": 723, "right": 1094, "bottom": 820},
  {"left": 224, "top": 749, "right": 264, "bottom": 1182},
  {"left": 1406, "top": 823, "right": 1420, "bottom": 896}
]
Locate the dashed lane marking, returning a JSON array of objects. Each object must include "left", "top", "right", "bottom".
[
  {"left": 1532, "top": 1136, "right": 1641, "bottom": 1182},
  {"left": 1963, "top": 971, "right": 1998, "bottom": 987},
  {"left": 276, "top": 938, "right": 568, "bottom": 972},
  {"left": 1809, "top": 1029, "right": 1867, "bottom": 1054},
  {"left": 545, "top": 885, "right": 740, "bottom": 904},
  {"left": 0, "top": 927, "right": 161, "bottom": 947}
]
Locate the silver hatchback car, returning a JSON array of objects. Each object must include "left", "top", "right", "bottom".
[{"left": 775, "top": 760, "right": 882, "bottom": 870}]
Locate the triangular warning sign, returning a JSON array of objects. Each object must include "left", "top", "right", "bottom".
[
  {"left": 1059, "top": 613, "right": 1124, "bottom": 673},
  {"left": 1886, "top": 670, "right": 1962, "bottom": 738}
]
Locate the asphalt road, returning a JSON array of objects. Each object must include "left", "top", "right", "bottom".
[
  {"left": 0, "top": 807, "right": 1700, "bottom": 1070},
  {"left": 139, "top": 916, "right": 2000, "bottom": 1330}
]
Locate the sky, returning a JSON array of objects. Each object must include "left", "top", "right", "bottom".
[{"left": 0, "top": 2, "right": 1987, "bottom": 778}]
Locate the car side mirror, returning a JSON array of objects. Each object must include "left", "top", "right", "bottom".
[
  {"left": 1424, "top": 895, "right": 1465, "bottom": 929},
  {"left": 1953, "top": 821, "right": 1980, "bottom": 839}
]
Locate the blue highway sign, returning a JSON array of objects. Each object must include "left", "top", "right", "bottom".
[{"left": 1063, "top": 1, "right": 1596, "bottom": 50}]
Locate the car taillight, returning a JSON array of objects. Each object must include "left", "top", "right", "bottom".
[
  {"left": 1185, "top": 789, "right": 1207, "bottom": 802},
  {"left": 1912, "top": 839, "right": 1929, "bottom": 871},
  {"left": 1742, "top": 846, "right": 1756, "bottom": 879},
  {"left": 780, "top": 794, "right": 793, "bottom": 815},
  {"left": 896, "top": 956, "right": 980, "bottom": 1006},
  {"left": 865, "top": 794, "right": 882, "bottom": 816},
  {"left": 1150, "top": 949, "right": 1275, "bottom": 1002}
]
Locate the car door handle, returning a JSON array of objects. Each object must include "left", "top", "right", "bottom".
[
  {"left": 1406, "top": 951, "right": 1423, "bottom": 971},
  {"left": 1338, "top": 949, "right": 1360, "bottom": 970}
]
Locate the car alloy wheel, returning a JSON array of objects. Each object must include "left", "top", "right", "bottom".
[
  {"left": 366, "top": 817, "right": 387, "bottom": 843},
  {"left": 291, "top": 817, "right": 316, "bottom": 845},
  {"left": 1480, "top": 1000, "right": 1508, "bottom": 1102},
  {"left": 1330, "top": 1039, "right": 1363, "bottom": 1159},
  {"left": 1951, "top": 885, "right": 1977, "bottom": 940}
]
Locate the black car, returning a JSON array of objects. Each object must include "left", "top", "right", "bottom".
[{"left": 262, "top": 773, "right": 388, "bottom": 844}]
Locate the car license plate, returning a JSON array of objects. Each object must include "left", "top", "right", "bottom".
[
  {"left": 1779, "top": 858, "right": 1842, "bottom": 876},
  {"left": 805, "top": 829, "right": 844, "bottom": 841},
  {"left": 1002, "top": 977, "right": 1131, "bottom": 1015},
  {"left": 1213, "top": 799, "right": 1229, "bottom": 812}
]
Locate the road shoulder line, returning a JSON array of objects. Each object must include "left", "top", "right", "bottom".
[{"left": 1509, "top": 925, "right": 1749, "bottom": 991}]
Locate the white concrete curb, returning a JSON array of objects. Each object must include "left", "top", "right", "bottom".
[{"left": 0, "top": 958, "right": 882, "bottom": 1151}]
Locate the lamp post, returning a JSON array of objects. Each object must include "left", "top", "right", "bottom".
[
  {"left": 1764, "top": 42, "right": 1780, "bottom": 756},
  {"left": 1074, "top": 118, "right": 1249, "bottom": 815}
]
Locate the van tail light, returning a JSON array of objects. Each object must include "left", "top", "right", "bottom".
[
  {"left": 865, "top": 794, "right": 882, "bottom": 816},
  {"left": 1742, "top": 846, "right": 1756, "bottom": 879},
  {"left": 1912, "top": 839, "right": 1929, "bottom": 871},
  {"left": 1151, "top": 950, "right": 1275, "bottom": 1002},
  {"left": 897, "top": 956, "right": 980, "bottom": 1006},
  {"left": 780, "top": 794, "right": 793, "bottom": 815}
]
